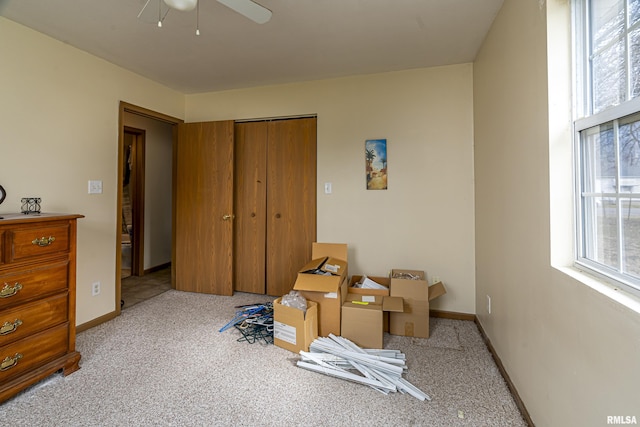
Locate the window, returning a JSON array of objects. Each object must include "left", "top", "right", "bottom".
[{"left": 574, "top": 0, "right": 640, "bottom": 294}]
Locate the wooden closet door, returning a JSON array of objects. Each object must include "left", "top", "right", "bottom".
[
  {"left": 266, "top": 117, "right": 317, "bottom": 296},
  {"left": 233, "top": 122, "right": 267, "bottom": 294},
  {"left": 175, "top": 120, "right": 235, "bottom": 296}
]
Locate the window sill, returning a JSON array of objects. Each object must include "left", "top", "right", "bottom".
[{"left": 555, "top": 266, "right": 640, "bottom": 315}]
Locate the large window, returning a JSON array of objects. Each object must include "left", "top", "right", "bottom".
[{"left": 574, "top": 0, "right": 640, "bottom": 294}]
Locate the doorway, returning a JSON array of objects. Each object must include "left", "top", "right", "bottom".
[
  {"left": 117, "top": 102, "right": 182, "bottom": 314},
  {"left": 122, "top": 126, "right": 145, "bottom": 279}
]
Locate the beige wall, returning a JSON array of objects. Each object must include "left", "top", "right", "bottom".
[
  {"left": 0, "top": 17, "right": 476, "bottom": 321},
  {"left": 0, "top": 17, "right": 184, "bottom": 324},
  {"left": 186, "top": 65, "right": 477, "bottom": 314},
  {"left": 474, "top": 0, "right": 640, "bottom": 425}
]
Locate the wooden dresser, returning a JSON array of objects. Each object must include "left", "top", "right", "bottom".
[{"left": 0, "top": 213, "right": 83, "bottom": 403}]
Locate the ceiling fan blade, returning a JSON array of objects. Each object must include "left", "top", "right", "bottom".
[
  {"left": 216, "top": 0, "right": 272, "bottom": 24},
  {"left": 164, "top": 0, "right": 198, "bottom": 12}
]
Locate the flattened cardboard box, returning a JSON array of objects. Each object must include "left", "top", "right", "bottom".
[
  {"left": 341, "top": 293, "right": 403, "bottom": 349},
  {"left": 293, "top": 243, "right": 348, "bottom": 337},
  {"left": 273, "top": 297, "right": 318, "bottom": 353},
  {"left": 389, "top": 269, "right": 446, "bottom": 338}
]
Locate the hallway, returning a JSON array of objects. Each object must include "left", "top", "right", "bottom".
[{"left": 121, "top": 267, "right": 172, "bottom": 309}]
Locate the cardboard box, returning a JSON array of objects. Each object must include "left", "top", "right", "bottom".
[
  {"left": 389, "top": 269, "right": 446, "bottom": 338},
  {"left": 295, "top": 256, "right": 348, "bottom": 291},
  {"left": 341, "top": 293, "right": 403, "bottom": 349},
  {"left": 293, "top": 243, "right": 348, "bottom": 337},
  {"left": 294, "top": 273, "right": 348, "bottom": 337},
  {"left": 312, "top": 242, "right": 348, "bottom": 263},
  {"left": 348, "top": 275, "right": 390, "bottom": 296},
  {"left": 273, "top": 297, "right": 318, "bottom": 353},
  {"left": 348, "top": 275, "right": 391, "bottom": 331}
]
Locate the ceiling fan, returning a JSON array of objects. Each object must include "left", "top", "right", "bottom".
[{"left": 139, "top": 0, "right": 272, "bottom": 28}]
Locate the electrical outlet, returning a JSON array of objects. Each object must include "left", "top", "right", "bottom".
[
  {"left": 432, "top": 276, "right": 440, "bottom": 284},
  {"left": 92, "top": 282, "right": 101, "bottom": 296},
  {"left": 486, "top": 295, "right": 491, "bottom": 314}
]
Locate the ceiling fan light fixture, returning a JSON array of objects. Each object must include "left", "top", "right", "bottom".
[
  {"left": 195, "top": 0, "right": 201, "bottom": 35},
  {"left": 137, "top": 0, "right": 272, "bottom": 29},
  {"left": 163, "top": 0, "right": 198, "bottom": 12}
]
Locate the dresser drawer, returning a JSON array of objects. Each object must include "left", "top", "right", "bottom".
[
  {"left": 10, "top": 222, "right": 70, "bottom": 263},
  {"left": 0, "top": 293, "right": 68, "bottom": 347},
  {"left": 0, "top": 323, "right": 68, "bottom": 383},
  {"left": 0, "top": 260, "right": 69, "bottom": 309}
]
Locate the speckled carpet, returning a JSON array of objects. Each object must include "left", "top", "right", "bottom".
[{"left": 0, "top": 290, "right": 526, "bottom": 426}]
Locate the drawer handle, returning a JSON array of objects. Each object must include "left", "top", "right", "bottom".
[
  {"left": 0, "top": 319, "right": 23, "bottom": 335},
  {"left": 32, "top": 236, "right": 56, "bottom": 247},
  {"left": 0, "top": 283, "right": 23, "bottom": 298},
  {"left": 0, "top": 353, "right": 23, "bottom": 371}
]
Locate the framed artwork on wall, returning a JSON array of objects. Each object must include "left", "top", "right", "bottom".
[{"left": 365, "top": 139, "right": 387, "bottom": 190}]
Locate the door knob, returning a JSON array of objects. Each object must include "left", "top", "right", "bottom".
[{"left": 222, "top": 214, "right": 234, "bottom": 221}]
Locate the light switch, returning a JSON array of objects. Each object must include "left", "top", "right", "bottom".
[
  {"left": 88, "top": 180, "right": 103, "bottom": 194},
  {"left": 324, "top": 182, "right": 332, "bottom": 194}
]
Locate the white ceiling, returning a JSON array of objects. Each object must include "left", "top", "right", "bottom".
[{"left": 0, "top": 0, "right": 504, "bottom": 94}]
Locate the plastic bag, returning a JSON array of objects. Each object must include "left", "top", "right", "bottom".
[{"left": 280, "top": 290, "right": 307, "bottom": 314}]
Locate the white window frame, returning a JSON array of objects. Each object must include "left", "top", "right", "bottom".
[{"left": 573, "top": 0, "right": 640, "bottom": 296}]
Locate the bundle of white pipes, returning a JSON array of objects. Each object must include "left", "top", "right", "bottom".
[{"left": 296, "top": 334, "right": 431, "bottom": 401}]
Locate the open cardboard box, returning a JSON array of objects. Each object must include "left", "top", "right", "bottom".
[
  {"left": 273, "top": 297, "right": 318, "bottom": 353},
  {"left": 341, "top": 293, "right": 403, "bottom": 349},
  {"left": 348, "top": 275, "right": 391, "bottom": 331},
  {"left": 295, "top": 257, "right": 347, "bottom": 292},
  {"left": 293, "top": 243, "right": 348, "bottom": 337},
  {"left": 389, "top": 269, "right": 446, "bottom": 338},
  {"left": 348, "top": 275, "right": 390, "bottom": 296}
]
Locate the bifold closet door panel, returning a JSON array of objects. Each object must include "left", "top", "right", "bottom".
[
  {"left": 233, "top": 121, "right": 268, "bottom": 294},
  {"left": 175, "top": 120, "right": 235, "bottom": 296},
  {"left": 266, "top": 118, "right": 317, "bottom": 296}
]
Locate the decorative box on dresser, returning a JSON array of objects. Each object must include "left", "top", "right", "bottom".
[{"left": 0, "top": 213, "right": 83, "bottom": 403}]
